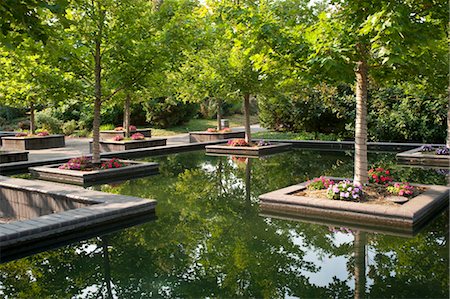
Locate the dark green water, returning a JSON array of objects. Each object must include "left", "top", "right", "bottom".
[{"left": 0, "top": 150, "right": 448, "bottom": 298}]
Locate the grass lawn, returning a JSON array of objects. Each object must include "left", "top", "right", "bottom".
[
  {"left": 150, "top": 114, "right": 259, "bottom": 136},
  {"left": 252, "top": 131, "right": 343, "bottom": 141}
]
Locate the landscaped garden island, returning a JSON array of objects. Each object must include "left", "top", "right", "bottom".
[
  {"left": 189, "top": 128, "right": 245, "bottom": 143},
  {"left": 30, "top": 156, "right": 159, "bottom": 186},
  {"left": 206, "top": 139, "right": 292, "bottom": 156},
  {"left": 1, "top": 132, "right": 65, "bottom": 150},
  {"left": 99, "top": 126, "right": 152, "bottom": 140},
  {"left": 259, "top": 175, "right": 448, "bottom": 229},
  {"left": 397, "top": 145, "right": 450, "bottom": 167}
]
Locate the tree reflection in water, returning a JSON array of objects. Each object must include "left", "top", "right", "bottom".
[{"left": 0, "top": 150, "right": 447, "bottom": 298}]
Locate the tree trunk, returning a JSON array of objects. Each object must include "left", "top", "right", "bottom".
[
  {"left": 446, "top": 90, "right": 450, "bottom": 148},
  {"left": 92, "top": 37, "right": 102, "bottom": 164},
  {"left": 29, "top": 102, "right": 35, "bottom": 135},
  {"left": 217, "top": 99, "right": 222, "bottom": 131},
  {"left": 123, "top": 94, "right": 131, "bottom": 138},
  {"left": 354, "top": 59, "right": 368, "bottom": 185},
  {"left": 354, "top": 231, "right": 367, "bottom": 299},
  {"left": 243, "top": 93, "right": 251, "bottom": 143}
]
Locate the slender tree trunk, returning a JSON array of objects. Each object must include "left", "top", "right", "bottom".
[
  {"left": 123, "top": 94, "right": 131, "bottom": 138},
  {"left": 92, "top": 36, "right": 102, "bottom": 164},
  {"left": 29, "top": 102, "right": 35, "bottom": 135},
  {"left": 243, "top": 93, "right": 251, "bottom": 143},
  {"left": 354, "top": 231, "right": 367, "bottom": 299},
  {"left": 354, "top": 59, "right": 368, "bottom": 185},
  {"left": 217, "top": 98, "right": 222, "bottom": 131},
  {"left": 446, "top": 90, "right": 450, "bottom": 148}
]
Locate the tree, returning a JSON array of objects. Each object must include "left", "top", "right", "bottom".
[
  {"left": 203, "top": 0, "right": 278, "bottom": 142},
  {"left": 174, "top": 12, "right": 239, "bottom": 131},
  {"left": 0, "top": 38, "right": 74, "bottom": 134},
  {"left": 49, "top": 0, "right": 159, "bottom": 163},
  {"left": 305, "top": 0, "right": 448, "bottom": 184}
]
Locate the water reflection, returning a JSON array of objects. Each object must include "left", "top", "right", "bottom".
[{"left": 0, "top": 150, "right": 447, "bottom": 298}]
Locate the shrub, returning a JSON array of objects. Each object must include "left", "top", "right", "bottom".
[
  {"left": 327, "top": 181, "right": 363, "bottom": 201},
  {"left": 0, "top": 116, "right": 7, "bottom": 129},
  {"left": 100, "top": 124, "right": 115, "bottom": 131},
  {"left": 131, "top": 133, "right": 145, "bottom": 140},
  {"left": 307, "top": 177, "right": 334, "bottom": 190},
  {"left": 36, "top": 109, "right": 63, "bottom": 133},
  {"left": 36, "top": 130, "right": 49, "bottom": 136},
  {"left": 143, "top": 96, "right": 198, "bottom": 128},
  {"left": 386, "top": 182, "right": 414, "bottom": 197},
  {"left": 112, "top": 135, "right": 124, "bottom": 141},
  {"left": 227, "top": 139, "right": 249, "bottom": 147},
  {"left": 101, "top": 158, "right": 127, "bottom": 169},
  {"left": 368, "top": 168, "right": 393, "bottom": 184},
  {"left": 59, "top": 156, "right": 92, "bottom": 170},
  {"left": 259, "top": 84, "right": 447, "bottom": 143},
  {"left": 62, "top": 120, "right": 78, "bottom": 136},
  {"left": 18, "top": 120, "right": 30, "bottom": 130}
]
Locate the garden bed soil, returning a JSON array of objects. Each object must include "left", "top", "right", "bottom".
[
  {"left": 294, "top": 185, "right": 426, "bottom": 206},
  {"left": 259, "top": 178, "right": 449, "bottom": 228},
  {"left": 29, "top": 159, "right": 159, "bottom": 186},
  {"left": 205, "top": 142, "right": 292, "bottom": 156},
  {"left": 0, "top": 151, "right": 28, "bottom": 163},
  {"left": 89, "top": 138, "right": 167, "bottom": 152},
  {"left": 189, "top": 131, "right": 245, "bottom": 143},
  {"left": 396, "top": 146, "right": 449, "bottom": 167},
  {"left": 99, "top": 129, "right": 151, "bottom": 140},
  {"left": 1, "top": 135, "right": 65, "bottom": 150}
]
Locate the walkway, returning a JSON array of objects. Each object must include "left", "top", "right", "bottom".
[{"left": 22, "top": 124, "right": 267, "bottom": 161}]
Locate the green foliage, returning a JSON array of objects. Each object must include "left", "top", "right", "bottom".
[
  {"left": 62, "top": 120, "right": 77, "bottom": 135},
  {"left": 0, "top": 105, "right": 24, "bottom": 121},
  {"left": 260, "top": 84, "right": 447, "bottom": 143},
  {"left": 143, "top": 97, "right": 197, "bottom": 128},
  {"left": 99, "top": 124, "right": 115, "bottom": 131},
  {"left": 367, "top": 87, "right": 447, "bottom": 143},
  {"left": 35, "top": 108, "right": 62, "bottom": 133}
]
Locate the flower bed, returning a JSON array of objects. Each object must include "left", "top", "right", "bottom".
[
  {"left": 396, "top": 145, "right": 450, "bottom": 167},
  {"left": 1, "top": 133, "right": 65, "bottom": 150},
  {"left": 205, "top": 139, "right": 291, "bottom": 156},
  {"left": 30, "top": 157, "right": 159, "bottom": 186},
  {"left": 259, "top": 172, "right": 448, "bottom": 228},
  {"left": 99, "top": 127, "right": 151, "bottom": 140}
]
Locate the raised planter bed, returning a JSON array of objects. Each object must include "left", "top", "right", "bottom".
[
  {"left": 396, "top": 146, "right": 449, "bottom": 167},
  {"left": 90, "top": 138, "right": 167, "bottom": 152},
  {"left": 0, "top": 151, "right": 28, "bottom": 163},
  {"left": 29, "top": 159, "right": 159, "bottom": 186},
  {"left": 205, "top": 142, "right": 292, "bottom": 157},
  {"left": 189, "top": 131, "right": 245, "bottom": 143},
  {"left": 100, "top": 128, "right": 151, "bottom": 140},
  {"left": 1, "top": 135, "right": 65, "bottom": 150},
  {"left": 259, "top": 178, "right": 449, "bottom": 229},
  {"left": 0, "top": 132, "right": 19, "bottom": 146}
]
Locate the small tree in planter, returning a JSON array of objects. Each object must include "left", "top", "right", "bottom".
[{"left": 304, "top": 0, "right": 447, "bottom": 185}]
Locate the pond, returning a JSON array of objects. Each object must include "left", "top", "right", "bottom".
[{"left": 0, "top": 149, "right": 448, "bottom": 298}]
